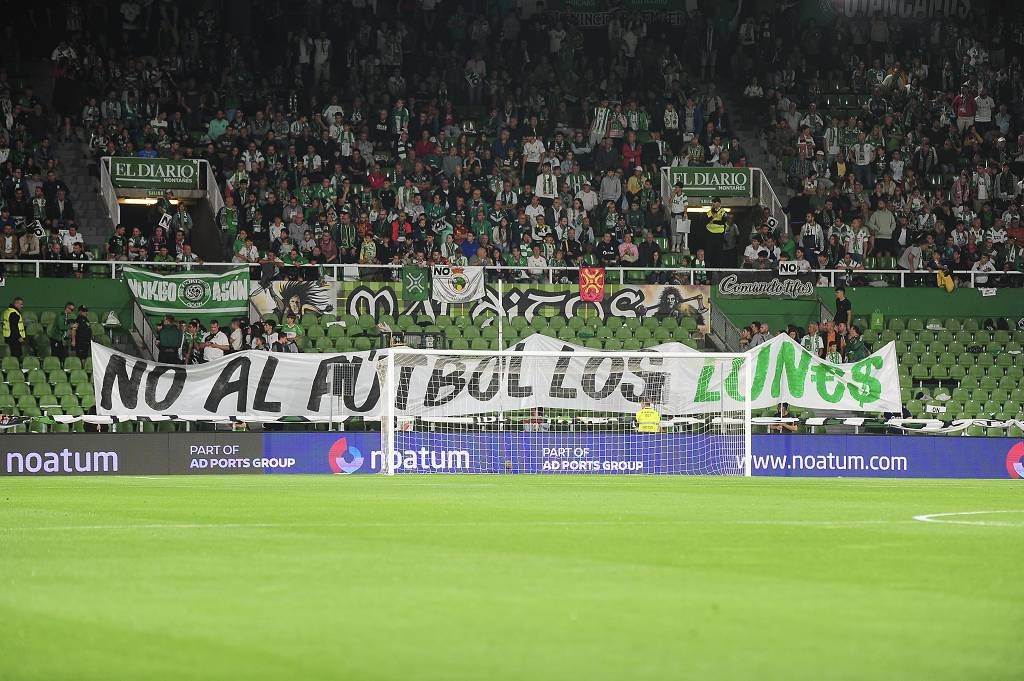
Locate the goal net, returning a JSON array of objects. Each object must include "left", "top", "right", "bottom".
[{"left": 378, "top": 349, "right": 752, "bottom": 475}]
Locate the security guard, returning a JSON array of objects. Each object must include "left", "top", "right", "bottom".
[
  {"left": 704, "top": 197, "right": 728, "bottom": 267},
  {"left": 635, "top": 400, "right": 661, "bottom": 433},
  {"left": 2, "top": 297, "right": 27, "bottom": 359}
]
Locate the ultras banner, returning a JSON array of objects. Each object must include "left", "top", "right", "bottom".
[
  {"left": 92, "top": 334, "right": 901, "bottom": 420},
  {"left": 124, "top": 266, "right": 250, "bottom": 322}
]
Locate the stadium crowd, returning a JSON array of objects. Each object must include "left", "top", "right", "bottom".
[
  {"left": 747, "top": 7, "right": 1024, "bottom": 287},
  {"left": 0, "top": 1, "right": 1021, "bottom": 289}
]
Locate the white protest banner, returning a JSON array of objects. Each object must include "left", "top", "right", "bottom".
[
  {"left": 93, "top": 333, "right": 900, "bottom": 421},
  {"left": 431, "top": 265, "right": 485, "bottom": 303}
]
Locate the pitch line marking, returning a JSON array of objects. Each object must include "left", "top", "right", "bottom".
[
  {"left": 912, "top": 510, "right": 1024, "bottom": 527},
  {"left": 0, "top": 518, "right": 905, "bottom": 532}
]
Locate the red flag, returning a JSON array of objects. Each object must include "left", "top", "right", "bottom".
[{"left": 579, "top": 266, "right": 606, "bottom": 303}]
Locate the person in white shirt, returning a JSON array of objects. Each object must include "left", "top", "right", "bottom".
[
  {"left": 521, "top": 133, "right": 546, "bottom": 187},
  {"left": 198, "top": 321, "right": 229, "bottom": 362},
  {"left": 800, "top": 213, "right": 825, "bottom": 258},
  {"left": 61, "top": 225, "right": 84, "bottom": 254},
  {"left": 987, "top": 221, "right": 1008, "bottom": 244},
  {"left": 525, "top": 196, "right": 546, "bottom": 228},
  {"left": 575, "top": 181, "right": 599, "bottom": 213},
  {"left": 971, "top": 254, "right": 996, "bottom": 286},
  {"left": 526, "top": 245, "right": 547, "bottom": 282},
  {"left": 743, "top": 236, "right": 764, "bottom": 267},
  {"left": 852, "top": 132, "right": 875, "bottom": 188},
  {"left": 793, "top": 247, "right": 812, "bottom": 273},
  {"left": 234, "top": 236, "right": 260, "bottom": 263},
  {"left": 668, "top": 182, "right": 690, "bottom": 250},
  {"left": 534, "top": 162, "right": 557, "bottom": 204},
  {"left": 974, "top": 88, "right": 995, "bottom": 132}
]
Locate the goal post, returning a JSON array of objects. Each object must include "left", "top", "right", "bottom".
[{"left": 379, "top": 348, "right": 752, "bottom": 476}]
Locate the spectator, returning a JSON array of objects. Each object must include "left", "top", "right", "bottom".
[
  {"left": 2, "top": 297, "right": 27, "bottom": 358},
  {"left": 197, "top": 320, "right": 229, "bottom": 362},
  {"left": 834, "top": 287, "right": 852, "bottom": 328},
  {"left": 69, "top": 306, "right": 92, "bottom": 361}
]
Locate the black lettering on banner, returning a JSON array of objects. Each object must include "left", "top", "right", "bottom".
[
  {"left": 582, "top": 357, "right": 624, "bottom": 399},
  {"left": 395, "top": 365, "right": 415, "bottom": 411},
  {"left": 424, "top": 358, "right": 468, "bottom": 407},
  {"left": 467, "top": 356, "right": 501, "bottom": 401},
  {"left": 307, "top": 356, "right": 380, "bottom": 413},
  {"left": 145, "top": 364, "right": 186, "bottom": 410},
  {"left": 620, "top": 357, "right": 667, "bottom": 404},
  {"left": 506, "top": 353, "right": 534, "bottom": 398},
  {"left": 204, "top": 356, "right": 251, "bottom": 412},
  {"left": 253, "top": 356, "right": 282, "bottom": 413},
  {"left": 548, "top": 348, "right": 577, "bottom": 399},
  {"left": 100, "top": 355, "right": 147, "bottom": 410}
]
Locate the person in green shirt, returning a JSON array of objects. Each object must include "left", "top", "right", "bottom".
[
  {"left": 844, "top": 326, "right": 869, "bottom": 363},
  {"left": 153, "top": 245, "right": 175, "bottom": 273},
  {"left": 281, "top": 313, "right": 304, "bottom": 341},
  {"left": 157, "top": 315, "right": 184, "bottom": 364},
  {"left": 47, "top": 301, "right": 76, "bottom": 361},
  {"left": 217, "top": 194, "right": 239, "bottom": 260},
  {"left": 182, "top": 320, "right": 201, "bottom": 364},
  {"left": 106, "top": 224, "right": 128, "bottom": 261},
  {"left": 778, "top": 230, "right": 798, "bottom": 261}
]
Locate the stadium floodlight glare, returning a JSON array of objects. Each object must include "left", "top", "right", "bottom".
[{"left": 379, "top": 348, "right": 752, "bottom": 476}]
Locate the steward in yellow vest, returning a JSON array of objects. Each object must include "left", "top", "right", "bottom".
[
  {"left": 3, "top": 297, "right": 27, "bottom": 358},
  {"left": 635, "top": 401, "right": 661, "bottom": 433}
]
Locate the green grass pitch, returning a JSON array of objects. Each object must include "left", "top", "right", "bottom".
[{"left": 0, "top": 476, "right": 1021, "bottom": 680}]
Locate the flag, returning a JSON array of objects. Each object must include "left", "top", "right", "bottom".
[
  {"left": 431, "top": 265, "right": 485, "bottom": 303},
  {"left": 401, "top": 266, "right": 430, "bottom": 301},
  {"left": 579, "top": 266, "right": 606, "bottom": 303},
  {"left": 123, "top": 266, "right": 250, "bottom": 324}
]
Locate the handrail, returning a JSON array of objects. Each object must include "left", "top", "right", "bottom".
[
  {"left": 130, "top": 296, "right": 159, "bottom": 360},
  {"left": 0, "top": 258, "right": 1020, "bottom": 289},
  {"left": 204, "top": 160, "right": 225, "bottom": 218},
  {"left": 753, "top": 167, "right": 790, "bottom": 237},
  {"left": 710, "top": 304, "right": 743, "bottom": 352},
  {"left": 98, "top": 157, "right": 121, "bottom": 226}
]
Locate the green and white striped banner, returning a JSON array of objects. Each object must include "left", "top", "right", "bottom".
[{"left": 123, "top": 266, "right": 250, "bottom": 322}]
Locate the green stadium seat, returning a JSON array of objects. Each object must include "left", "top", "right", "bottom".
[
  {"left": 16, "top": 396, "right": 37, "bottom": 410},
  {"left": 64, "top": 357, "right": 83, "bottom": 371},
  {"left": 603, "top": 339, "right": 623, "bottom": 350},
  {"left": 1, "top": 357, "right": 20, "bottom": 373},
  {"left": 80, "top": 395, "right": 95, "bottom": 411},
  {"left": 27, "top": 369, "right": 47, "bottom": 384},
  {"left": 10, "top": 384, "right": 30, "bottom": 398}
]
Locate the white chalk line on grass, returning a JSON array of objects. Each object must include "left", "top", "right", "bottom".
[
  {"left": 0, "top": 518, "right": 908, "bottom": 532},
  {"left": 912, "top": 510, "right": 1024, "bottom": 527}
]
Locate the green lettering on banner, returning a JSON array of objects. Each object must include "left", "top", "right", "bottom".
[
  {"left": 750, "top": 344, "right": 772, "bottom": 400},
  {"left": 724, "top": 357, "right": 745, "bottom": 401},
  {"left": 849, "top": 357, "right": 884, "bottom": 407},
  {"left": 694, "top": 363, "right": 720, "bottom": 402},
  {"left": 811, "top": 364, "right": 845, "bottom": 403},
  {"left": 770, "top": 341, "right": 811, "bottom": 399}
]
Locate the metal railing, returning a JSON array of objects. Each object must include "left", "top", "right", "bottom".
[
  {"left": 0, "top": 259, "right": 1021, "bottom": 289},
  {"left": 98, "top": 158, "right": 120, "bottom": 226},
  {"left": 710, "top": 303, "right": 743, "bottom": 352},
  {"left": 753, "top": 167, "right": 789, "bottom": 236},
  {"left": 205, "top": 161, "right": 225, "bottom": 218},
  {"left": 131, "top": 296, "right": 158, "bottom": 360}
]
